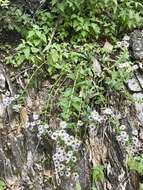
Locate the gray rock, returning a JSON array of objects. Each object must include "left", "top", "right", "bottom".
[
  {"left": 127, "top": 77, "right": 141, "bottom": 92},
  {"left": 133, "top": 93, "right": 143, "bottom": 125},
  {"left": 0, "top": 65, "right": 6, "bottom": 91},
  {"left": 130, "top": 30, "right": 143, "bottom": 60},
  {"left": 92, "top": 57, "right": 102, "bottom": 76},
  {"left": 127, "top": 73, "right": 143, "bottom": 92},
  {"left": 135, "top": 73, "right": 143, "bottom": 88}
]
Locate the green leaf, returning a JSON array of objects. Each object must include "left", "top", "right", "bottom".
[
  {"left": 23, "top": 47, "right": 30, "bottom": 59},
  {"left": 33, "top": 40, "right": 41, "bottom": 46},
  {"left": 92, "top": 165, "right": 104, "bottom": 182},
  {"left": 16, "top": 42, "right": 26, "bottom": 50},
  {"left": 51, "top": 49, "right": 59, "bottom": 63},
  {"left": 112, "top": 0, "right": 118, "bottom": 12},
  {"left": 72, "top": 97, "right": 82, "bottom": 111},
  {"left": 0, "top": 180, "right": 6, "bottom": 190},
  {"left": 139, "top": 183, "right": 143, "bottom": 190},
  {"left": 58, "top": 3, "right": 65, "bottom": 12},
  {"left": 76, "top": 181, "right": 81, "bottom": 190},
  {"left": 31, "top": 47, "right": 39, "bottom": 53},
  {"left": 52, "top": 0, "right": 57, "bottom": 6},
  {"left": 27, "top": 30, "right": 35, "bottom": 39},
  {"left": 41, "top": 34, "right": 47, "bottom": 43},
  {"left": 91, "top": 187, "right": 97, "bottom": 190},
  {"left": 63, "top": 89, "right": 73, "bottom": 97},
  {"left": 35, "top": 30, "right": 42, "bottom": 38}
]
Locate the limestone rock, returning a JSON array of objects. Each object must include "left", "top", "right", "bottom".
[
  {"left": 133, "top": 93, "right": 143, "bottom": 125},
  {"left": 0, "top": 64, "right": 6, "bottom": 92},
  {"left": 127, "top": 77, "right": 142, "bottom": 92},
  {"left": 130, "top": 30, "right": 143, "bottom": 60},
  {"left": 127, "top": 73, "right": 143, "bottom": 92}
]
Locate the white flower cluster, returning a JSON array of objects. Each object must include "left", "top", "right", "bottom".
[
  {"left": 117, "top": 62, "right": 131, "bottom": 69},
  {"left": 37, "top": 123, "right": 50, "bottom": 138},
  {"left": 90, "top": 110, "right": 103, "bottom": 123},
  {"left": 53, "top": 136, "right": 80, "bottom": 177},
  {"left": 37, "top": 120, "right": 81, "bottom": 180},
  {"left": 117, "top": 126, "right": 129, "bottom": 146},
  {"left": 130, "top": 129, "right": 141, "bottom": 154},
  {"left": 53, "top": 147, "right": 78, "bottom": 177},
  {"left": 0, "top": 94, "right": 19, "bottom": 109},
  {"left": 51, "top": 130, "right": 80, "bottom": 151},
  {"left": 12, "top": 104, "right": 22, "bottom": 112},
  {"left": 116, "top": 35, "right": 130, "bottom": 49},
  {"left": 50, "top": 121, "right": 81, "bottom": 179},
  {"left": 117, "top": 125, "right": 141, "bottom": 154},
  {"left": 88, "top": 108, "right": 113, "bottom": 133},
  {"left": 0, "top": 0, "right": 10, "bottom": 7},
  {"left": 102, "top": 108, "right": 113, "bottom": 115}
]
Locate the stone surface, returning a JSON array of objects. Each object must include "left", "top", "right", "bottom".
[
  {"left": 133, "top": 93, "right": 143, "bottom": 125},
  {"left": 135, "top": 72, "right": 143, "bottom": 89},
  {"left": 127, "top": 77, "right": 141, "bottom": 92},
  {"left": 1, "top": 35, "right": 143, "bottom": 189},
  {"left": 127, "top": 73, "right": 143, "bottom": 92},
  {"left": 130, "top": 30, "right": 143, "bottom": 60},
  {"left": 0, "top": 65, "right": 6, "bottom": 92}
]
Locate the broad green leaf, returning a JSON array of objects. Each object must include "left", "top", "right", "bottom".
[
  {"left": 35, "top": 30, "right": 42, "bottom": 38},
  {"left": 63, "top": 89, "right": 73, "bottom": 97},
  {"left": 41, "top": 34, "right": 47, "bottom": 43},
  {"left": 31, "top": 47, "right": 39, "bottom": 53},
  {"left": 27, "top": 30, "right": 35, "bottom": 39},
  {"left": 51, "top": 49, "right": 59, "bottom": 63},
  {"left": 23, "top": 47, "right": 30, "bottom": 59}
]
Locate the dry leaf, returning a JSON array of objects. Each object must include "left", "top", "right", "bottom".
[
  {"left": 44, "top": 170, "right": 52, "bottom": 178},
  {"left": 20, "top": 107, "right": 28, "bottom": 124},
  {"left": 103, "top": 41, "right": 113, "bottom": 52}
]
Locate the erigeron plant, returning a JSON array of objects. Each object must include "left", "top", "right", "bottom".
[
  {"left": 117, "top": 128, "right": 129, "bottom": 146},
  {"left": 127, "top": 154, "right": 143, "bottom": 175},
  {"left": 130, "top": 130, "right": 142, "bottom": 154},
  {"left": 117, "top": 124, "right": 141, "bottom": 155},
  {"left": 116, "top": 35, "right": 139, "bottom": 72},
  {"left": 37, "top": 120, "right": 81, "bottom": 182},
  {"left": 0, "top": 93, "right": 20, "bottom": 109},
  {"left": 88, "top": 108, "right": 114, "bottom": 134},
  {"left": 88, "top": 109, "right": 142, "bottom": 155},
  {"left": 116, "top": 35, "right": 130, "bottom": 49},
  {"left": 52, "top": 123, "right": 81, "bottom": 181}
]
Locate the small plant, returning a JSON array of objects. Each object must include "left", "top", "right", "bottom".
[
  {"left": 76, "top": 181, "right": 81, "bottom": 190},
  {"left": 0, "top": 179, "right": 6, "bottom": 190},
  {"left": 127, "top": 155, "right": 143, "bottom": 175},
  {"left": 139, "top": 183, "right": 143, "bottom": 190},
  {"left": 37, "top": 121, "right": 81, "bottom": 180},
  {"left": 91, "top": 165, "right": 104, "bottom": 190},
  {"left": 92, "top": 165, "right": 105, "bottom": 182}
]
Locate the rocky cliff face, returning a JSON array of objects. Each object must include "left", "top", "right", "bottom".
[
  {"left": 0, "top": 23, "right": 143, "bottom": 190},
  {"left": 0, "top": 0, "right": 143, "bottom": 185}
]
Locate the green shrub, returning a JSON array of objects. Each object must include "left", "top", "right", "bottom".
[
  {"left": 0, "top": 0, "right": 138, "bottom": 123},
  {"left": 127, "top": 155, "right": 143, "bottom": 175}
]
